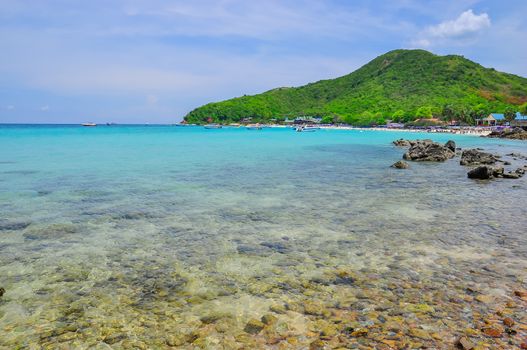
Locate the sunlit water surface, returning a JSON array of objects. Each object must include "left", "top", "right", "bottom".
[{"left": 0, "top": 125, "right": 526, "bottom": 349}]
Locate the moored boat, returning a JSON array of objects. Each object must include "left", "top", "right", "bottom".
[
  {"left": 204, "top": 124, "right": 222, "bottom": 129},
  {"left": 81, "top": 123, "right": 97, "bottom": 127},
  {"left": 246, "top": 124, "right": 262, "bottom": 130},
  {"left": 295, "top": 125, "right": 318, "bottom": 132}
]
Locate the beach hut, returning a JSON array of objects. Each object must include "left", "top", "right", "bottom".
[
  {"left": 476, "top": 113, "right": 505, "bottom": 126},
  {"left": 511, "top": 112, "right": 527, "bottom": 128}
]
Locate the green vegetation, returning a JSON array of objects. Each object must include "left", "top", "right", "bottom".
[
  {"left": 184, "top": 49, "right": 527, "bottom": 125},
  {"left": 519, "top": 102, "right": 527, "bottom": 115}
]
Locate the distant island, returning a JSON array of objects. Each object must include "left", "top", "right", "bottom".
[{"left": 184, "top": 49, "right": 527, "bottom": 126}]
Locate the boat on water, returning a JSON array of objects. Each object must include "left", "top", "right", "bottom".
[
  {"left": 246, "top": 124, "right": 263, "bottom": 130},
  {"left": 295, "top": 125, "right": 319, "bottom": 132},
  {"left": 204, "top": 124, "right": 222, "bottom": 129},
  {"left": 81, "top": 123, "right": 97, "bottom": 127},
  {"left": 174, "top": 123, "right": 195, "bottom": 127}
]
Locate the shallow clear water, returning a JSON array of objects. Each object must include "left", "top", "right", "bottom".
[{"left": 1, "top": 125, "right": 526, "bottom": 349}]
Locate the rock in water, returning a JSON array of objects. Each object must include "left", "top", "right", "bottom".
[
  {"left": 0, "top": 287, "right": 5, "bottom": 297},
  {"left": 503, "top": 172, "right": 520, "bottom": 179},
  {"left": 403, "top": 140, "right": 455, "bottom": 162},
  {"left": 467, "top": 166, "right": 504, "bottom": 179},
  {"left": 487, "top": 127, "right": 527, "bottom": 140},
  {"left": 244, "top": 319, "right": 265, "bottom": 334},
  {"left": 503, "top": 168, "right": 525, "bottom": 179},
  {"left": 444, "top": 140, "right": 456, "bottom": 152},
  {"left": 393, "top": 139, "right": 411, "bottom": 147},
  {"left": 391, "top": 160, "right": 409, "bottom": 169},
  {"left": 460, "top": 149, "right": 499, "bottom": 166}
]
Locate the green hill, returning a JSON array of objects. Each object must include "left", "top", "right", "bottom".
[{"left": 184, "top": 49, "right": 527, "bottom": 125}]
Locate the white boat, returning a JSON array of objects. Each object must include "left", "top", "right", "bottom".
[
  {"left": 204, "top": 124, "right": 222, "bottom": 129},
  {"left": 295, "top": 125, "right": 318, "bottom": 132},
  {"left": 246, "top": 124, "right": 262, "bottom": 130},
  {"left": 81, "top": 123, "right": 97, "bottom": 127}
]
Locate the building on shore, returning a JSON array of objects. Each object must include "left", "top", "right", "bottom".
[
  {"left": 511, "top": 112, "right": 527, "bottom": 128},
  {"left": 476, "top": 113, "right": 505, "bottom": 126},
  {"left": 293, "top": 116, "right": 322, "bottom": 125}
]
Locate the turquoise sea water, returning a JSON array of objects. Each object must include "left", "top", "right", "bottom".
[{"left": 1, "top": 125, "right": 526, "bottom": 349}]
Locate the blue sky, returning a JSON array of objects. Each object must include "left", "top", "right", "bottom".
[{"left": 0, "top": 0, "right": 526, "bottom": 123}]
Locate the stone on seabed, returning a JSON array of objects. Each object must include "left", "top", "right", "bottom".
[
  {"left": 391, "top": 160, "right": 409, "bottom": 169},
  {"left": 244, "top": 319, "right": 265, "bottom": 334},
  {"left": 457, "top": 336, "right": 474, "bottom": 350}
]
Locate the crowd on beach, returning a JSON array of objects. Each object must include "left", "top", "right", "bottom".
[{"left": 316, "top": 125, "right": 493, "bottom": 136}]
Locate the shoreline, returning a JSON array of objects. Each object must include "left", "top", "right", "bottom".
[
  {"left": 318, "top": 125, "right": 492, "bottom": 136},
  {"left": 263, "top": 124, "right": 493, "bottom": 137}
]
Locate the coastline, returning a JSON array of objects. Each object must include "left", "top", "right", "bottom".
[
  {"left": 318, "top": 125, "right": 493, "bottom": 136},
  {"left": 258, "top": 124, "right": 493, "bottom": 137}
]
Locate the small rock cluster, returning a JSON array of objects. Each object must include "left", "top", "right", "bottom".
[
  {"left": 392, "top": 138, "right": 527, "bottom": 181},
  {"left": 402, "top": 139, "right": 456, "bottom": 162},
  {"left": 487, "top": 127, "right": 527, "bottom": 140}
]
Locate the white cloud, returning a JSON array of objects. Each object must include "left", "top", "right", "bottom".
[
  {"left": 40, "top": 105, "right": 49, "bottom": 111},
  {"left": 6, "top": 105, "right": 15, "bottom": 110},
  {"left": 428, "top": 10, "right": 490, "bottom": 38},
  {"left": 412, "top": 9, "right": 490, "bottom": 47}
]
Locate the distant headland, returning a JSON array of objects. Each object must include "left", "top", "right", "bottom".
[{"left": 184, "top": 49, "right": 527, "bottom": 128}]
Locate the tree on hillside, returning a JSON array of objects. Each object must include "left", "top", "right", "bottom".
[
  {"left": 321, "top": 116, "right": 334, "bottom": 124},
  {"left": 373, "top": 112, "right": 386, "bottom": 125},
  {"left": 458, "top": 107, "right": 475, "bottom": 125},
  {"left": 519, "top": 102, "right": 527, "bottom": 115},
  {"left": 416, "top": 106, "right": 433, "bottom": 119},
  {"left": 504, "top": 107, "right": 516, "bottom": 122},
  {"left": 359, "top": 111, "right": 375, "bottom": 126},
  {"left": 441, "top": 105, "right": 455, "bottom": 121},
  {"left": 392, "top": 110, "right": 405, "bottom": 122},
  {"left": 473, "top": 103, "right": 488, "bottom": 120}
]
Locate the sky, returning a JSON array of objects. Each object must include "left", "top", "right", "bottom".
[{"left": 0, "top": 0, "right": 526, "bottom": 124}]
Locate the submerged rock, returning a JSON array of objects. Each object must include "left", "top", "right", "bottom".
[
  {"left": 0, "top": 221, "right": 31, "bottom": 231},
  {"left": 467, "top": 166, "right": 504, "bottom": 180},
  {"left": 503, "top": 171, "right": 521, "bottom": 179},
  {"left": 460, "top": 149, "right": 499, "bottom": 166},
  {"left": 261, "top": 314, "right": 277, "bottom": 325},
  {"left": 483, "top": 326, "right": 503, "bottom": 338},
  {"left": 22, "top": 222, "right": 77, "bottom": 240},
  {"left": 244, "top": 319, "right": 265, "bottom": 334},
  {"left": 403, "top": 140, "right": 455, "bottom": 162},
  {"left": 391, "top": 160, "right": 409, "bottom": 169},
  {"left": 457, "top": 337, "right": 474, "bottom": 349},
  {"left": 503, "top": 317, "right": 515, "bottom": 327},
  {"left": 260, "top": 241, "right": 289, "bottom": 253},
  {"left": 0, "top": 287, "right": 5, "bottom": 297},
  {"left": 509, "top": 168, "right": 525, "bottom": 178},
  {"left": 269, "top": 304, "right": 287, "bottom": 314}
]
